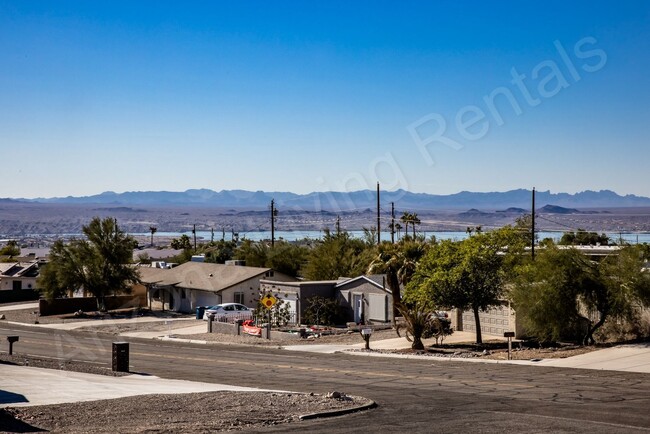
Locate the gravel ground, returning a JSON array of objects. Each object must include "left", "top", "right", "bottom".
[
  {"left": 0, "top": 355, "right": 372, "bottom": 433},
  {"left": 347, "top": 343, "right": 597, "bottom": 360},
  {"left": 181, "top": 327, "right": 399, "bottom": 346},
  {"left": 1, "top": 391, "right": 372, "bottom": 433}
]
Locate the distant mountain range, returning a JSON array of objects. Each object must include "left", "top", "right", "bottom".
[{"left": 7, "top": 188, "right": 650, "bottom": 211}]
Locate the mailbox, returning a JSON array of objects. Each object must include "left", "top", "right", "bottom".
[
  {"left": 112, "top": 342, "right": 130, "bottom": 372},
  {"left": 7, "top": 336, "right": 19, "bottom": 355}
]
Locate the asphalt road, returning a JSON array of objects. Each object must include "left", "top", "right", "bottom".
[{"left": 2, "top": 323, "right": 650, "bottom": 433}]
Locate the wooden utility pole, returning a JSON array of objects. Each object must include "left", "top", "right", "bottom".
[
  {"left": 192, "top": 224, "right": 197, "bottom": 250},
  {"left": 376, "top": 182, "right": 381, "bottom": 245},
  {"left": 270, "top": 199, "right": 277, "bottom": 247},
  {"left": 336, "top": 215, "right": 341, "bottom": 234},
  {"left": 531, "top": 187, "right": 536, "bottom": 261},
  {"left": 391, "top": 202, "right": 395, "bottom": 244}
]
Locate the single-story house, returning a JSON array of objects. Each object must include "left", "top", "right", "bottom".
[
  {"left": 0, "top": 261, "right": 40, "bottom": 291},
  {"left": 260, "top": 274, "right": 394, "bottom": 325},
  {"left": 138, "top": 261, "right": 296, "bottom": 313}
]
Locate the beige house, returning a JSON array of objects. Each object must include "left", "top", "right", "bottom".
[
  {"left": 139, "top": 262, "right": 296, "bottom": 313},
  {"left": 0, "top": 261, "right": 39, "bottom": 291}
]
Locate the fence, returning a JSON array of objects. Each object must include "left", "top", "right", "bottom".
[
  {"left": 39, "top": 295, "right": 145, "bottom": 316},
  {"left": 254, "top": 311, "right": 298, "bottom": 326},
  {"left": 210, "top": 311, "right": 298, "bottom": 326},
  {"left": 0, "top": 289, "right": 40, "bottom": 304}
]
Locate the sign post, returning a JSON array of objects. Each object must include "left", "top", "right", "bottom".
[
  {"left": 504, "top": 331, "right": 515, "bottom": 360},
  {"left": 261, "top": 294, "right": 277, "bottom": 340}
]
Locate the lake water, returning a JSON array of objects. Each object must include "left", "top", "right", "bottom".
[{"left": 140, "top": 230, "right": 650, "bottom": 244}]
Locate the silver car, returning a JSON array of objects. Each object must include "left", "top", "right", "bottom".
[{"left": 203, "top": 303, "right": 253, "bottom": 322}]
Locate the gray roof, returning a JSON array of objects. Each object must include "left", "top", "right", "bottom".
[
  {"left": 0, "top": 261, "right": 39, "bottom": 278},
  {"left": 138, "top": 262, "right": 273, "bottom": 293},
  {"left": 335, "top": 274, "right": 392, "bottom": 293}
]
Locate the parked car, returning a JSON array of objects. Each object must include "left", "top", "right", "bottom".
[{"left": 203, "top": 303, "right": 253, "bottom": 322}]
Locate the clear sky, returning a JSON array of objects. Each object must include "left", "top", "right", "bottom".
[{"left": 1, "top": 1, "right": 649, "bottom": 198}]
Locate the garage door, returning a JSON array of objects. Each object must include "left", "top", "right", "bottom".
[{"left": 461, "top": 304, "right": 512, "bottom": 337}]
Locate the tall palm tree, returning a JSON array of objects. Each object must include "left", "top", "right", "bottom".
[
  {"left": 368, "top": 241, "right": 428, "bottom": 325},
  {"left": 411, "top": 213, "right": 421, "bottom": 237},
  {"left": 400, "top": 212, "right": 411, "bottom": 238},
  {"left": 149, "top": 226, "right": 157, "bottom": 246}
]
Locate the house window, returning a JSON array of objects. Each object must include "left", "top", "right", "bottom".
[
  {"left": 234, "top": 292, "right": 245, "bottom": 304},
  {"left": 265, "top": 271, "right": 274, "bottom": 278},
  {"left": 12, "top": 281, "right": 22, "bottom": 291}
]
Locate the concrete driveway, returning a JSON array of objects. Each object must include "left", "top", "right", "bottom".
[
  {"left": 0, "top": 364, "right": 284, "bottom": 408},
  {"left": 509, "top": 343, "right": 650, "bottom": 373}
]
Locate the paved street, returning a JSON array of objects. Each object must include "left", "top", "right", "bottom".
[{"left": 2, "top": 323, "right": 650, "bottom": 433}]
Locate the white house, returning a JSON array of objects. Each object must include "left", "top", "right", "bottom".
[
  {"left": 139, "top": 261, "right": 296, "bottom": 313},
  {"left": 0, "top": 261, "right": 40, "bottom": 291}
]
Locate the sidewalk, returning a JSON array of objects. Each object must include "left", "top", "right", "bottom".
[
  {"left": 0, "top": 302, "right": 39, "bottom": 312},
  {"left": 507, "top": 343, "right": 650, "bottom": 373},
  {"left": 0, "top": 364, "right": 285, "bottom": 408}
]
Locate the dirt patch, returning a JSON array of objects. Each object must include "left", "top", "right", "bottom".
[
  {"left": 1, "top": 391, "right": 373, "bottom": 433},
  {"left": 0, "top": 354, "right": 373, "bottom": 432},
  {"left": 370, "top": 342, "right": 599, "bottom": 360},
  {"left": 181, "top": 327, "right": 399, "bottom": 346}
]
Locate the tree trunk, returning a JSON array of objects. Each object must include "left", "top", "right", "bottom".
[
  {"left": 473, "top": 306, "right": 483, "bottom": 344},
  {"left": 96, "top": 294, "right": 107, "bottom": 312},
  {"left": 387, "top": 271, "right": 401, "bottom": 326},
  {"left": 583, "top": 312, "right": 607, "bottom": 346},
  {"left": 411, "top": 333, "right": 424, "bottom": 350}
]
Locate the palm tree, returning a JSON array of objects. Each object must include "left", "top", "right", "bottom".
[
  {"left": 149, "top": 226, "right": 157, "bottom": 246},
  {"left": 400, "top": 212, "right": 411, "bottom": 238},
  {"left": 411, "top": 213, "right": 421, "bottom": 237},
  {"left": 395, "top": 299, "right": 437, "bottom": 350},
  {"left": 368, "top": 241, "right": 428, "bottom": 325},
  {"left": 395, "top": 223, "right": 403, "bottom": 239}
]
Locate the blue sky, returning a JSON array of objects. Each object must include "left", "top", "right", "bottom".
[{"left": 1, "top": 1, "right": 649, "bottom": 198}]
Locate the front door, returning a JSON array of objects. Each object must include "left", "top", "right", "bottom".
[{"left": 353, "top": 294, "right": 363, "bottom": 324}]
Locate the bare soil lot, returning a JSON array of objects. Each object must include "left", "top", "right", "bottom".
[{"left": 1, "top": 391, "right": 372, "bottom": 433}]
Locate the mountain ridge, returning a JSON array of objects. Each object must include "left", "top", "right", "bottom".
[{"left": 5, "top": 188, "right": 650, "bottom": 211}]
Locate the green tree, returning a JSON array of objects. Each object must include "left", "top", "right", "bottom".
[
  {"left": 266, "top": 241, "right": 308, "bottom": 277},
  {"left": 203, "top": 240, "right": 237, "bottom": 264},
  {"left": 511, "top": 246, "right": 596, "bottom": 343},
  {"left": 0, "top": 240, "right": 20, "bottom": 257},
  {"left": 303, "top": 229, "right": 373, "bottom": 280},
  {"left": 149, "top": 226, "right": 157, "bottom": 246},
  {"left": 400, "top": 212, "right": 421, "bottom": 238},
  {"left": 302, "top": 296, "right": 342, "bottom": 326},
  {"left": 511, "top": 245, "right": 650, "bottom": 344},
  {"left": 394, "top": 298, "right": 439, "bottom": 350},
  {"left": 559, "top": 229, "right": 609, "bottom": 246},
  {"left": 170, "top": 234, "right": 192, "bottom": 250},
  {"left": 234, "top": 240, "right": 307, "bottom": 277},
  {"left": 368, "top": 240, "right": 428, "bottom": 324},
  {"left": 409, "top": 231, "right": 511, "bottom": 344},
  {"left": 235, "top": 239, "right": 269, "bottom": 267},
  {"left": 37, "top": 217, "right": 140, "bottom": 311}
]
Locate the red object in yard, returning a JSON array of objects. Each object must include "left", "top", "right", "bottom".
[{"left": 242, "top": 319, "right": 262, "bottom": 337}]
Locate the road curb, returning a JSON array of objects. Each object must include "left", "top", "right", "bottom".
[{"left": 299, "top": 399, "right": 377, "bottom": 421}]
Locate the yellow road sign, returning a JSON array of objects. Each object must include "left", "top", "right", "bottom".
[{"left": 261, "top": 295, "right": 277, "bottom": 310}]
